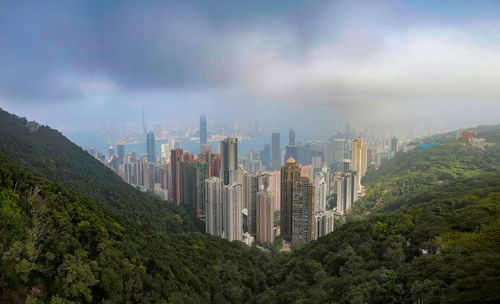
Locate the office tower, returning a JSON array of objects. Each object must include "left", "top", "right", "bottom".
[
  {"left": 285, "top": 145, "right": 297, "bottom": 162},
  {"left": 256, "top": 186, "right": 274, "bottom": 245},
  {"left": 336, "top": 172, "right": 359, "bottom": 214},
  {"left": 245, "top": 174, "right": 258, "bottom": 235},
  {"left": 223, "top": 183, "right": 243, "bottom": 241},
  {"left": 254, "top": 120, "right": 259, "bottom": 137},
  {"left": 220, "top": 138, "right": 238, "bottom": 185},
  {"left": 260, "top": 144, "right": 271, "bottom": 169},
  {"left": 205, "top": 177, "right": 223, "bottom": 236},
  {"left": 280, "top": 157, "right": 302, "bottom": 243},
  {"left": 351, "top": 137, "right": 368, "bottom": 180},
  {"left": 289, "top": 128, "right": 295, "bottom": 146},
  {"left": 292, "top": 176, "right": 315, "bottom": 246},
  {"left": 200, "top": 113, "right": 207, "bottom": 145},
  {"left": 147, "top": 131, "right": 156, "bottom": 163},
  {"left": 170, "top": 149, "right": 183, "bottom": 202},
  {"left": 271, "top": 132, "right": 281, "bottom": 171},
  {"left": 108, "top": 146, "right": 115, "bottom": 159},
  {"left": 117, "top": 142, "right": 125, "bottom": 165}
]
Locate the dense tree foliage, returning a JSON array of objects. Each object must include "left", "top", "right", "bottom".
[
  {"left": 0, "top": 154, "right": 269, "bottom": 303},
  {"left": 0, "top": 108, "right": 201, "bottom": 233},
  {"left": 257, "top": 142, "right": 500, "bottom": 303},
  {"left": 1, "top": 107, "right": 499, "bottom": 303}
]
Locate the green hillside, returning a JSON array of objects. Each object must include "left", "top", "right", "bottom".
[
  {"left": 257, "top": 141, "right": 500, "bottom": 303},
  {"left": 0, "top": 108, "right": 200, "bottom": 233},
  {"left": 1, "top": 107, "right": 499, "bottom": 303},
  {"left": 0, "top": 154, "right": 268, "bottom": 303}
]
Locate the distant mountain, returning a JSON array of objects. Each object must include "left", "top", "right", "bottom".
[
  {"left": 0, "top": 108, "right": 200, "bottom": 233},
  {"left": 0, "top": 154, "right": 268, "bottom": 303}
]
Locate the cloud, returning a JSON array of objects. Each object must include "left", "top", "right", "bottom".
[{"left": 0, "top": 0, "right": 499, "bottom": 131}]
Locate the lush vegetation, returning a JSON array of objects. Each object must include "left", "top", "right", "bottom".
[
  {"left": 257, "top": 143, "right": 500, "bottom": 303},
  {"left": 0, "top": 108, "right": 201, "bottom": 233},
  {"left": 351, "top": 143, "right": 499, "bottom": 217},
  {"left": 0, "top": 154, "right": 269, "bottom": 303},
  {"left": 1, "top": 107, "right": 499, "bottom": 303}
]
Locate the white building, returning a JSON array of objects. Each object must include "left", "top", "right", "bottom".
[
  {"left": 205, "top": 177, "right": 223, "bottom": 236},
  {"left": 223, "top": 183, "right": 243, "bottom": 241}
]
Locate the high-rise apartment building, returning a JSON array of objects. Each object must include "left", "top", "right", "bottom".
[
  {"left": 336, "top": 172, "right": 359, "bottom": 214},
  {"left": 205, "top": 177, "right": 223, "bottom": 236},
  {"left": 147, "top": 131, "right": 156, "bottom": 163},
  {"left": 170, "top": 149, "right": 183, "bottom": 202},
  {"left": 351, "top": 137, "right": 367, "bottom": 179},
  {"left": 269, "top": 171, "right": 281, "bottom": 211},
  {"left": 220, "top": 138, "right": 238, "bottom": 185},
  {"left": 292, "top": 176, "right": 315, "bottom": 246},
  {"left": 280, "top": 157, "right": 302, "bottom": 243},
  {"left": 245, "top": 174, "right": 258, "bottom": 235},
  {"left": 271, "top": 132, "right": 281, "bottom": 171},
  {"left": 256, "top": 186, "right": 274, "bottom": 245},
  {"left": 223, "top": 183, "right": 243, "bottom": 241}
]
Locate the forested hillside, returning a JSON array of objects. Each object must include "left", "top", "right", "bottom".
[
  {"left": 0, "top": 108, "right": 200, "bottom": 233},
  {"left": 0, "top": 154, "right": 269, "bottom": 303},
  {"left": 257, "top": 142, "right": 500, "bottom": 303},
  {"left": 1, "top": 107, "right": 499, "bottom": 303}
]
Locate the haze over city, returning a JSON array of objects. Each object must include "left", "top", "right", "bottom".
[{"left": 1, "top": 0, "right": 500, "bottom": 148}]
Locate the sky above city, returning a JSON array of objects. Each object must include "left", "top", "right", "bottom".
[{"left": 1, "top": 0, "right": 500, "bottom": 140}]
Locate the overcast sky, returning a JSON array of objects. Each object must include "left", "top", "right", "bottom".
[{"left": 1, "top": 0, "right": 500, "bottom": 138}]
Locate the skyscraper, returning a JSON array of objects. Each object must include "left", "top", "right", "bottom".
[
  {"left": 292, "top": 176, "right": 315, "bottom": 246},
  {"left": 336, "top": 172, "right": 359, "bottom": 214},
  {"left": 170, "top": 149, "right": 183, "bottom": 202},
  {"left": 271, "top": 132, "right": 281, "bottom": 171},
  {"left": 205, "top": 177, "right": 223, "bottom": 236},
  {"left": 256, "top": 186, "right": 274, "bottom": 245},
  {"left": 223, "top": 183, "right": 243, "bottom": 241},
  {"left": 220, "top": 138, "right": 238, "bottom": 185},
  {"left": 200, "top": 113, "right": 209, "bottom": 151},
  {"left": 147, "top": 131, "right": 156, "bottom": 163},
  {"left": 245, "top": 174, "right": 258, "bottom": 236},
  {"left": 117, "top": 142, "right": 125, "bottom": 165},
  {"left": 280, "top": 157, "right": 302, "bottom": 243},
  {"left": 289, "top": 128, "right": 295, "bottom": 146},
  {"left": 351, "top": 137, "right": 367, "bottom": 179}
]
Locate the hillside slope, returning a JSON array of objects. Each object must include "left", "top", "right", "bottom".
[
  {"left": 0, "top": 154, "right": 268, "bottom": 303},
  {"left": 0, "top": 108, "right": 200, "bottom": 233},
  {"left": 258, "top": 143, "right": 500, "bottom": 303}
]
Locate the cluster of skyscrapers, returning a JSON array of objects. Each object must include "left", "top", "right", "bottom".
[{"left": 89, "top": 115, "right": 400, "bottom": 248}]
